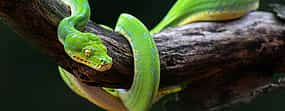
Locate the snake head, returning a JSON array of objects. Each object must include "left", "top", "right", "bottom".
[{"left": 64, "top": 32, "right": 112, "bottom": 72}]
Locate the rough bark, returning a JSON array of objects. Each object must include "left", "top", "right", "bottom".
[{"left": 1, "top": 0, "right": 285, "bottom": 110}]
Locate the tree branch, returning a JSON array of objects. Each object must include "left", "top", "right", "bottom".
[{"left": 1, "top": 0, "right": 285, "bottom": 110}]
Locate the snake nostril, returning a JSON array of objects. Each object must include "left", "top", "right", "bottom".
[{"left": 100, "top": 59, "right": 105, "bottom": 64}]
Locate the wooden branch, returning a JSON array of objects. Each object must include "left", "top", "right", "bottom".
[
  {"left": 1, "top": 0, "right": 285, "bottom": 87},
  {"left": 1, "top": 0, "right": 285, "bottom": 110}
]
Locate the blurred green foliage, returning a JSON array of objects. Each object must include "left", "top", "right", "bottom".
[{"left": 0, "top": 0, "right": 284, "bottom": 111}]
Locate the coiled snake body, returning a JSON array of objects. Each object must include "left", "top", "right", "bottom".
[{"left": 57, "top": 0, "right": 260, "bottom": 111}]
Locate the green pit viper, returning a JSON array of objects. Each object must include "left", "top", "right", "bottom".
[{"left": 57, "top": 0, "right": 260, "bottom": 111}]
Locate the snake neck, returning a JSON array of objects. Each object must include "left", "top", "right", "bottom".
[{"left": 58, "top": 0, "right": 91, "bottom": 44}]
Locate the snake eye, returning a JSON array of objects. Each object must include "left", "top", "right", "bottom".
[{"left": 84, "top": 49, "right": 92, "bottom": 57}]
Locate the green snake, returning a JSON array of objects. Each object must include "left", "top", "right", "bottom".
[
  {"left": 57, "top": 0, "right": 260, "bottom": 111},
  {"left": 58, "top": 0, "right": 159, "bottom": 111}
]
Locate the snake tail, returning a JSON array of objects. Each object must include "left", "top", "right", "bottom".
[{"left": 151, "top": 0, "right": 260, "bottom": 34}]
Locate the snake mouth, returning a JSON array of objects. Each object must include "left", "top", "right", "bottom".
[
  {"left": 72, "top": 56, "right": 112, "bottom": 72},
  {"left": 94, "top": 63, "right": 112, "bottom": 72}
]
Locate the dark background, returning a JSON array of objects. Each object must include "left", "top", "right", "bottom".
[{"left": 1, "top": 0, "right": 285, "bottom": 111}]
